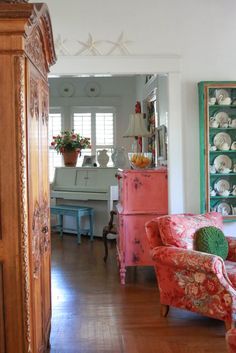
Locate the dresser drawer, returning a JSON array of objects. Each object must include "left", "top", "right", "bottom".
[{"left": 118, "top": 169, "right": 168, "bottom": 214}]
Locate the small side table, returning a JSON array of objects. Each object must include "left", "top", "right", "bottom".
[{"left": 50, "top": 205, "right": 94, "bottom": 244}]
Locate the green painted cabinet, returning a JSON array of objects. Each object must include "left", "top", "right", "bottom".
[{"left": 198, "top": 81, "right": 236, "bottom": 221}]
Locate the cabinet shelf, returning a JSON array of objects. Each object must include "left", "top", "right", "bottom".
[
  {"left": 210, "top": 128, "right": 236, "bottom": 131},
  {"left": 210, "top": 173, "right": 236, "bottom": 176},
  {"left": 209, "top": 150, "right": 236, "bottom": 154},
  {"left": 209, "top": 105, "right": 236, "bottom": 108},
  {"left": 210, "top": 196, "right": 236, "bottom": 199}
]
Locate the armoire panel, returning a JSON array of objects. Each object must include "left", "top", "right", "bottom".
[{"left": 0, "top": 264, "right": 5, "bottom": 353}]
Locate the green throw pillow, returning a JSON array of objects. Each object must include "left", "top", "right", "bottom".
[{"left": 195, "top": 226, "right": 229, "bottom": 260}]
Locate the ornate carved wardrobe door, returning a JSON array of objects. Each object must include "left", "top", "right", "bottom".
[
  {"left": 27, "top": 65, "right": 51, "bottom": 353},
  {"left": 39, "top": 79, "right": 51, "bottom": 347},
  {"left": 27, "top": 64, "right": 45, "bottom": 353}
]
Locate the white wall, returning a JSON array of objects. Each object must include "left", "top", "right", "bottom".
[
  {"left": 49, "top": 76, "right": 137, "bottom": 151},
  {"left": 38, "top": 0, "right": 236, "bottom": 234}
]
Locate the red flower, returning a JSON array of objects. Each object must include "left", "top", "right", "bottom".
[
  {"left": 204, "top": 278, "right": 218, "bottom": 295},
  {"left": 51, "top": 142, "right": 55, "bottom": 146}
]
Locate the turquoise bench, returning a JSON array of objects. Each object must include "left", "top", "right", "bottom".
[{"left": 50, "top": 205, "right": 94, "bottom": 244}]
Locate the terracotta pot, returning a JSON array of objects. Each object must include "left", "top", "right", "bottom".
[{"left": 62, "top": 150, "right": 79, "bottom": 167}]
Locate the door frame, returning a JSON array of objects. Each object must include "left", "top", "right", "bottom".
[{"left": 50, "top": 55, "right": 184, "bottom": 214}]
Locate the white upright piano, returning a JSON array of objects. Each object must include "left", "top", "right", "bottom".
[{"left": 51, "top": 167, "right": 118, "bottom": 237}]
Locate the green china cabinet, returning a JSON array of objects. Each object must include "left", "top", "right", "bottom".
[{"left": 199, "top": 81, "right": 236, "bottom": 221}]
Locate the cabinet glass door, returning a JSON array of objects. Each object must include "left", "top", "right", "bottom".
[{"left": 199, "top": 82, "right": 236, "bottom": 221}]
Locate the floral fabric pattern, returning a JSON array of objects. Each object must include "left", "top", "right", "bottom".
[
  {"left": 227, "top": 237, "right": 236, "bottom": 262},
  {"left": 145, "top": 212, "right": 236, "bottom": 327},
  {"left": 145, "top": 219, "right": 164, "bottom": 249},
  {"left": 225, "top": 261, "right": 236, "bottom": 288},
  {"left": 226, "top": 328, "right": 236, "bottom": 353},
  {"left": 157, "top": 212, "right": 223, "bottom": 249}
]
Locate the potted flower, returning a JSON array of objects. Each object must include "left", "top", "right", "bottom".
[{"left": 51, "top": 130, "right": 91, "bottom": 167}]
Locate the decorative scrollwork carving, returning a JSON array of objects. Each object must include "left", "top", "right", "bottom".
[
  {"left": 15, "top": 56, "right": 32, "bottom": 353},
  {"left": 32, "top": 201, "right": 41, "bottom": 279},
  {"left": 41, "top": 85, "right": 49, "bottom": 124},
  {"left": 30, "top": 77, "right": 39, "bottom": 119},
  {"left": 32, "top": 197, "right": 50, "bottom": 278},
  {"left": 40, "top": 197, "right": 50, "bottom": 253},
  {"left": 25, "top": 29, "right": 47, "bottom": 78}
]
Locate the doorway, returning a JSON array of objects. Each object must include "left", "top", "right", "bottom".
[{"left": 49, "top": 55, "right": 184, "bottom": 213}]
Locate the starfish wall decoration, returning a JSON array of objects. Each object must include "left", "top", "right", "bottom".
[
  {"left": 54, "top": 32, "right": 133, "bottom": 56},
  {"left": 75, "top": 33, "right": 103, "bottom": 56},
  {"left": 106, "top": 32, "right": 132, "bottom": 55}
]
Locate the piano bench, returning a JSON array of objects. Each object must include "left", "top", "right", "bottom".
[{"left": 50, "top": 205, "right": 94, "bottom": 244}]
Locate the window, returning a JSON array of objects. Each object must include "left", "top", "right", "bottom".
[
  {"left": 48, "top": 112, "right": 62, "bottom": 182},
  {"left": 73, "top": 112, "right": 92, "bottom": 162},
  {"left": 72, "top": 108, "right": 115, "bottom": 166}
]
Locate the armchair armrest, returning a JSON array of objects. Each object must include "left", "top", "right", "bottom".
[
  {"left": 226, "top": 236, "right": 236, "bottom": 262},
  {"left": 151, "top": 246, "right": 225, "bottom": 274}
]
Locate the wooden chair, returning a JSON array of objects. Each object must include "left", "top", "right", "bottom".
[
  {"left": 103, "top": 185, "right": 118, "bottom": 262},
  {"left": 102, "top": 210, "right": 117, "bottom": 262}
]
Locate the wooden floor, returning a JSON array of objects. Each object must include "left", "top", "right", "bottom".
[{"left": 49, "top": 233, "right": 227, "bottom": 353}]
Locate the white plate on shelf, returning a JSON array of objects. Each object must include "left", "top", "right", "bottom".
[
  {"left": 213, "top": 132, "right": 232, "bottom": 150},
  {"left": 214, "top": 155, "right": 232, "bottom": 172},
  {"left": 214, "top": 111, "right": 230, "bottom": 127},
  {"left": 215, "top": 89, "right": 230, "bottom": 102},
  {"left": 214, "top": 179, "right": 230, "bottom": 193},
  {"left": 216, "top": 202, "right": 231, "bottom": 216},
  {"left": 230, "top": 118, "right": 236, "bottom": 128}
]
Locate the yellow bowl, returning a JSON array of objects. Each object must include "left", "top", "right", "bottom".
[{"left": 128, "top": 153, "right": 152, "bottom": 169}]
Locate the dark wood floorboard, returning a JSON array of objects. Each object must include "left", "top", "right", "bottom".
[{"left": 49, "top": 233, "right": 227, "bottom": 353}]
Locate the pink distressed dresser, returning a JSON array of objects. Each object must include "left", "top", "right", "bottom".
[{"left": 116, "top": 168, "right": 168, "bottom": 284}]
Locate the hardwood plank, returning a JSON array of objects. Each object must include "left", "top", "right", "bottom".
[
  {"left": 0, "top": 243, "right": 3, "bottom": 259},
  {"left": 0, "top": 263, "right": 5, "bottom": 353},
  {"left": 49, "top": 234, "right": 227, "bottom": 353}
]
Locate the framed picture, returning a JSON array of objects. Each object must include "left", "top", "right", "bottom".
[
  {"left": 82, "top": 155, "right": 96, "bottom": 167},
  {"left": 146, "top": 99, "right": 158, "bottom": 165},
  {"left": 156, "top": 125, "right": 167, "bottom": 163}
]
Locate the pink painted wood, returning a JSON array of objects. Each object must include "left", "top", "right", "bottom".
[{"left": 116, "top": 168, "right": 168, "bottom": 284}]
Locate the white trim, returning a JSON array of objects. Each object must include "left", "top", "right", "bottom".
[
  {"left": 50, "top": 55, "right": 181, "bottom": 76},
  {"left": 167, "top": 72, "right": 184, "bottom": 213}
]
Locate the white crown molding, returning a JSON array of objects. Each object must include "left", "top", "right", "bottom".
[{"left": 50, "top": 54, "right": 181, "bottom": 76}]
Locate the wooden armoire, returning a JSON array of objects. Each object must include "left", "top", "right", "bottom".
[{"left": 0, "top": 1, "right": 56, "bottom": 352}]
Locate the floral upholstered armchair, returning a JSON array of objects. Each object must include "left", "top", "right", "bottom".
[{"left": 145, "top": 212, "right": 236, "bottom": 330}]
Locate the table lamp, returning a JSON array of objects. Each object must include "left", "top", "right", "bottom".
[{"left": 123, "top": 102, "right": 150, "bottom": 152}]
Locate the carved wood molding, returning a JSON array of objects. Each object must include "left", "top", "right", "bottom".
[
  {"left": 41, "top": 10, "right": 56, "bottom": 66},
  {"left": 26, "top": 29, "right": 47, "bottom": 78},
  {"left": 41, "top": 84, "right": 49, "bottom": 124},
  {"left": 32, "top": 201, "right": 41, "bottom": 280},
  {"left": 30, "top": 76, "right": 39, "bottom": 119},
  {"left": 32, "top": 198, "right": 50, "bottom": 278},
  {"left": 40, "top": 197, "right": 50, "bottom": 253},
  {"left": 15, "top": 55, "right": 32, "bottom": 353}
]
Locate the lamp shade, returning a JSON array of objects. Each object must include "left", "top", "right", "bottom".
[{"left": 123, "top": 113, "right": 150, "bottom": 137}]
